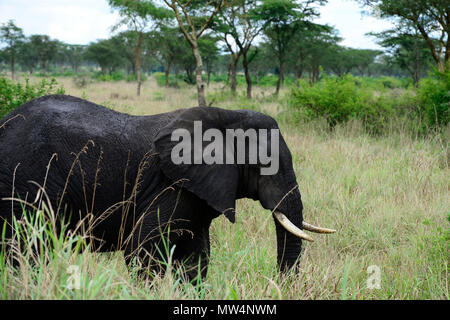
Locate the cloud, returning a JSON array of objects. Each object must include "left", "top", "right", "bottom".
[
  {"left": 0, "top": 0, "right": 120, "bottom": 44},
  {"left": 0, "top": 0, "right": 393, "bottom": 49},
  {"left": 316, "top": 0, "right": 394, "bottom": 49}
]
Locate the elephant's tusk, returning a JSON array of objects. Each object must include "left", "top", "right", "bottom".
[
  {"left": 273, "top": 211, "right": 314, "bottom": 242},
  {"left": 302, "top": 221, "right": 336, "bottom": 234}
]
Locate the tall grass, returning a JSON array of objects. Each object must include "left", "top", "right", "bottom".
[{"left": 0, "top": 75, "right": 448, "bottom": 299}]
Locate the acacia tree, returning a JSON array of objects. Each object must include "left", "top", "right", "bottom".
[
  {"left": 218, "top": 20, "right": 242, "bottom": 94},
  {"left": 0, "top": 20, "right": 24, "bottom": 80},
  {"left": 258, "top": 0, "right": 327, "bottom": 95},
  {"left": 147, "top": 25, "right": 185, "bottom": 87},
  {"left": 287, "top": 22, "right": 340, "bottom": 83},
  {"left": 109, "top": 0, "right": 172, "bottom": 96},
  {"left": 85, "top": 39, "right": 123, "bottom": 75},
  {"left": 16, "top": 39, "right": 38, "bottom": 74},
  {"left": 217, "top": 0, "right": 264, "bottom": 98},
  {"left": 199, "top": 35, "right": 221, "bottom": 86},
  {"left": 247, "top": 44, "right": 275, "bottom": 83},
  {"left": 163, "top": 0, "right": 226, "bottom": 107},
  {"left": 370, "top": 29, "right": 433, "bottom": 85},
  {"left": 360, "top": 0, "right": 449, "bottom": 71},
  {"left": 111, "top": 31, "right": 140, "bottom": 75},
  {"left": 29, "top": 35, "right": 58, "bottom": 76},
  {"left": 66, "top": 44, "right": 85, "bottom": 73}
]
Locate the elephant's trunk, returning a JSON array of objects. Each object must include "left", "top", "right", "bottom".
[
  {"left": 274, "top": 218, "right": 304, "bottom": 272},
  {"left": 273, "top": 188, "right": 304, "bottom": 272},
  {"left": 272, "top": 189, "right": 336, "bottom": 272}
]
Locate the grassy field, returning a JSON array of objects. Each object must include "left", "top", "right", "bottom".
[{"left": 1, "top": 76, "right": 448, "bottom": 299}]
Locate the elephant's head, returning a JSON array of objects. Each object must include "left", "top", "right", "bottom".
[{"left": 155, "top": 107, "right": 335, "bottom": 272}]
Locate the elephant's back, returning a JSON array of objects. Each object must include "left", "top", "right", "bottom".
[
  {"left": 2, "top": 94, "right": 130, "bottom": 137},
  {"left": 0, "top": 95, "right": 139, "bottom": 186},
  {"left": 0, "top": 95, "right": 152, "bottom": 217}
]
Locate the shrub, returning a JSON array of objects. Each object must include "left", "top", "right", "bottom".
[
  {"left": 210, "top": 74, "right": 227, "bottom": 83},
  {"left": 152, "top": 91, "right": 165, "bottom": 101},
  {"left": 126, "top": 73, "right": 147, "bottom": 82},
  {"left": 290, "top": 74, "right": 375, "bottom": 129},
  {"left": 417, "top": 70, "right": 450, "bottom": 128},
  {"left": 93, "top": 71, "right": 125, "bottom": 82},
  {"left": 153, "top": 72, "right": 186, "bottom": 88},
  {"left": 73, "top": 75, "right": 90, "bottom": 88},
  {"left": 0, "top": 77, "right": 65, "bottom": 119}
]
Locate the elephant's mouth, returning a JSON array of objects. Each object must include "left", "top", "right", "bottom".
[{"left": 272, "top": 211, "right": 336, "bottom": 242}]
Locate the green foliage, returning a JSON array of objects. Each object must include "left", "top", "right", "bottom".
[
  {"left": 361, "top": 0, "right": 449, "bottom": 72},
  {"left": 288, "top": 72, "right": 448, "bottom": 134},
  {"left": 290, "top": 74, "right": 378, "bottom": 128},
  {"left": 370, "top": 30, "right": 433, "bottom": 85},
  {"left": 152, "top": 91, "right": 165, "bottom": 101},
  {"left": 125, "top": 73, "right": 147, "bottom": 82},
  {"left": 85, "top": 39, "right": 123, "bottom": 75},
  {"left": 73, "top": 74, "right": 90, "bottom": 88},
  {"left": 0, "top": 20, "right": 25, "bottom": 78},
  {"left": 0, "top": 77, "right": 65, "bottom": 119},
  {"left": 417, "top": 70, "right": 450, "bottom": 128},
  {"left": 91, "top": 70, "right": 134, "bottom": 82},
  {"left": 153, "top": 72, "right": 187, "bottom": 88}
]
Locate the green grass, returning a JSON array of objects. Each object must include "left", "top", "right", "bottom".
[{"left": 0, "top": 77, "right": 448, "bottom": 299}]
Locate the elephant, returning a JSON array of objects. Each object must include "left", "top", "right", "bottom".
[{"left": 0, "top": 94, "right": 335, "bottom": 281}]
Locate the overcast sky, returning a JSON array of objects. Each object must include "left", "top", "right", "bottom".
[{"left": 0, "top": 0, "right": 394, "bottom": 49}]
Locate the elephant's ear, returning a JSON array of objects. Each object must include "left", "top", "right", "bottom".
[{"left": 154, "top": 107, "right": 241, "bottom": 223}]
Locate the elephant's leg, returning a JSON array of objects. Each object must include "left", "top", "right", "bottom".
[
  {"left": 124, "top": 233, "right": 160, "bottom": 279},
  {"left": 173, "top": 225, "right": 211, "bottom": 283},
  {"left": 123, "top": 223, "right": 183, "bottom": 279},
  {"left": 0, "top": 203, "right": 29, "bottom": 269}
]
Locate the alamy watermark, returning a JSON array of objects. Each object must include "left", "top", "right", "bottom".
[
  {"left": 66, "top": 265, "right": 81, "bottom": 290},
  {"left": 170, "top": 121, "right": 280, "bottom": 175},
  {"left": 366, "top": 265, "right": 381, "bottom": 289}
]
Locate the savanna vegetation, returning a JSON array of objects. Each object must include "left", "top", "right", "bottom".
[{"left": 0, "top": 0, "right": 448, "bottom": 300}]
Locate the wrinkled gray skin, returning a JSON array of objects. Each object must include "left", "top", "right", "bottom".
[{"left": 0, "top": 95, "right": 304, "bottom": 281}]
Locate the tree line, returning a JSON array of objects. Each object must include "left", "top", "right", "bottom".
[{"left": 1, "top": 0, "right": 447, "bottom": 107}]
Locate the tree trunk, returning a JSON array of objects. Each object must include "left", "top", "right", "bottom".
[
  {"left": 41, "top": 60, "right": 47, "bottom": 76},
  {"left": 192, "top": 44, "right": 207, "bottom": 107},
  {"left": 414, "top": 38, "right": 420, "bottom": 87},
  {"left": 275, "top": 76, "right": 281, "bottom": 96},
  {"left": 242, "top": 52, "right": 252, "bottom": 99},
  {"left": 165, "top": 61, "right": 171, "bottom": 87},
  {"left": 136, "top": 32, "right": 143, "bottom": 96},
  {"left": 275, "top": 53, "right": 285, "bottom": 95},
  {"left": 416, "top": 23, "right": 444, "bottom": 72},
  {"left": 10, "top": 55, "right": 15, "bottom": 81},
  {"left": 445, "top": 36, "right": 449, "bottom": 71},
  {"left": 276, "top": 64, "right": 284, "bottom": 96},
  {"left": 226, "top": 63, "right": 231, "bottom": 85},
  {"left": 230, "top": 58, "right": 238, "bottom": 93},
  {"left": 295, "top": 69, "right": 303, "bottom": 88},
  {"left": 186, "top": 68, "right": 194, "bottom": 84},
  {"left": 313, "top": 64, "right": 320, "bottom": 83}
]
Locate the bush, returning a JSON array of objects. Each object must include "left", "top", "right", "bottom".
[
  {"left": 93, "top": 71, "right": 125, "bottom": 82},
  {"left": 209, "top": 74, "right": 228, "bottom": 83},
  {"left": 153, "top": 72, "right": 186, "bottom": 88},
  {"left": 73, "top": 75, "right": 90, "bottom": 88},
  {"left": 290, "top": 74, "right": 377, "bottom": 129},
  {"left": 126, "top": 73, "right": 147, "bottom": 82},
  {"left": 0, "top": 77, "right": 65, "bottom": 119},
  {"left": 288, "top": 72, "right": 450, "bottom": 135},
  {"left": 417, "top": 70, "right": 450, "bottom": 128}
]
